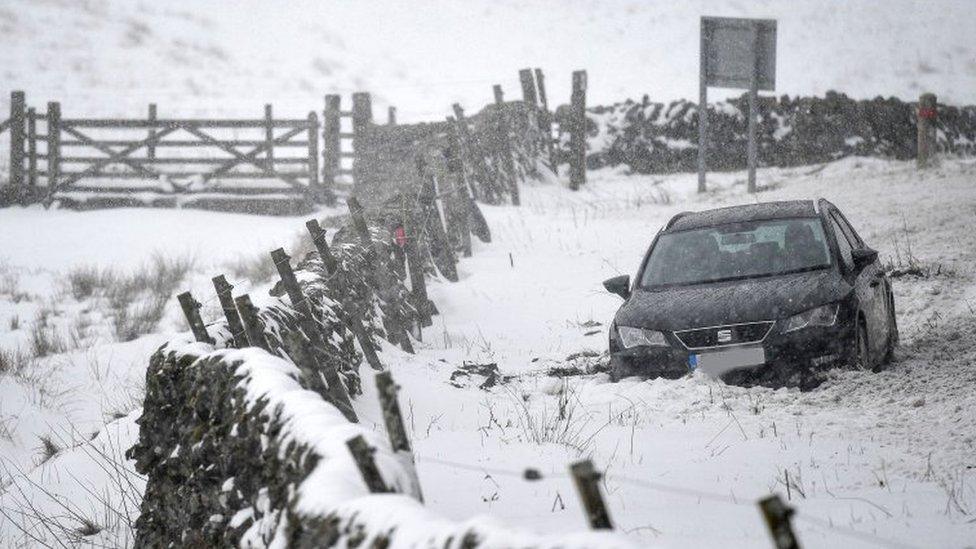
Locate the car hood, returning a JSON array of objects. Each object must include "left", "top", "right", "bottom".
[{"left": 615, "top": 269, "right": 849, "bottom": 331}]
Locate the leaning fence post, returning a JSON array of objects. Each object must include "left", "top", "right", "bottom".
[
  {"left": 569, "top": 459, "right": 612, "bottom": 529},
  {"left": 234, "top": 294, "right": 271, "bottom": 352},
  {"left": 400, "top": 193, "right": 433, "bottom": 328},
  {"left": 285, "top": 331, "right": 357, "bottom": 423},
  {"left": 417, "top": 157, "right": 459, "bottom": 282},
  {"left": 346, "top": 435, "right": 390, "bottom": 493},
  {"left": 758, "top": 495, "right": 801, "bottom": 549},
  {"left": 212, "top": 275, "right": 248, "bottom": 348},
  {"left": 322, "top": 94, "right": 341, "bottom": 196},
  {"left": 46, "top": 101, "right": 61, "bottom": 201},
  {"left": 305, "top": 219, "right": 384, "bottom": 371},
  {"left": 376, "top": 370, "right": 424, "bottom": 501},
  {"left": 569, "top": 70, "right": 588, "bottom": 191},
  {"left": 917, "top": 93, "right": 938, "bottom": 169},
  {"left": 177, "top": 291, "right": 215, "bottom": 344},
  {"left": 534, "top": 68, "right": 556, "bottom": 167},
  {"left": 442, "top": 144, "right": 472, "bottom": 258},
  {"left": 492, "top": 88, "right": 520, "bottom": 206},
  {"left": 9, "top": 91, "right": 25, "bottom": 193},
  {"left": 519, "top": 68, "right": 538, "bottom": 107}
]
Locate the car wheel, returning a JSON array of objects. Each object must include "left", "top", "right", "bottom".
[
  {"left": 850, "top": 322, "right": 873, "bottom": 372},
  {"left": 883, "top": 293, "right": 899, "bottom": 364},
  {"left": 609, "top": 357, "right": 636, "bottom": 382}
]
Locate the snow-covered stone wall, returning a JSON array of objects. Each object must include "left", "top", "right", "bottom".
[{"left": 564, "top": 91, "right": 976, "bottom": 174}]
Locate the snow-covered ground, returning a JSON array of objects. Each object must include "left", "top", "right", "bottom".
[{"left": 2, "top": 156, "right": 974, "bottom": 547}]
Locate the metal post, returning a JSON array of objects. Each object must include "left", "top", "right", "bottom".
[
  {"left": 917, "top": 93, "right": 937, "bottom": 168},
  {"left": 698, "top": 20, "right": 708, "bottom": 194},
  {"left": 747, "top": 24, "right": 760, "bottom": 194}
]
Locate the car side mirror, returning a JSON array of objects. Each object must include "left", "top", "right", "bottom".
[
  {"left": 603, "top": 275, "right": 631, "bottom": 299},
  {"left": 851, "top": 247, "right": 878, "bottom": 271}
]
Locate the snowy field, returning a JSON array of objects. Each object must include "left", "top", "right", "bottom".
[{"left": 1, "top": 157, "right": 974, "bottom": 547}]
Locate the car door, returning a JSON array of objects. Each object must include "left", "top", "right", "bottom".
[{"left": 827, "top": 207, "right": 888, "bottom": 358}]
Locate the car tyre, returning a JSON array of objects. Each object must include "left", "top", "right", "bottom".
[
  {"left": 882, "top": 292, "right": 899, "bottom": 365},
  {"left": 850, "top": 321, "right": 874, "bottom": 372}
]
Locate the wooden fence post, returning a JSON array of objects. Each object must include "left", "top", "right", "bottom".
[
  {"left": 758, "top": 495, "right": 801, "bottom": 549},
  {"left": 347, "top": 196, "right": 416, "bottom": 354},
  {"left": 351, "top": 92, "right": 372, "bottom": 194},
  {"left": 534, "top": 68, "right": 556, "bottom": 167},
  {"left": 212, "top": 275, "right": 248, "bottom": 348},
  {"left": 569, "top": 459, "right": 612, "bottom": 529},
  {"left": 264, "top": 104, "right": 275, "bottom": 170},
  {"left": 46, "top": 101, "right": 61, "bottom": 201},
  {"left": 346, "top": 435, "right": 389, "bottom": 493},
  {"left": 177, "top": 291, "right": 215, "bottom": 344},
  {"left": 234, "top": 294, "right": 271, "bottom": 353},
  {"left": 323, "top": 94, "right": 341, "bottom": 195},
  {"left": 387, "top": 106, "right": 397, "bottom": 126},
  {"left": 147, "top": 103, "right": 157, "bottom": 160},
  {"left": 519, "top": 68, "right": 538, "bottom": 106},
  {"left": 492, "top": 89, "right": 520, "bottom": 206},
  {"left": 376, "top": 370, "right": 423, "bottom": 501},
  {"left": 917, "top": 93, "right": 937, "bottom": 169},
  {"left": 305, "top": 219, "right": 384, "bottom": 370},
  {"left": 9, "top": 91, "right": 25, "bottom": 192},
  {"left": 26, "top": 107, "right": 37, "bottom": 192},
  {"left": 285, "top": 331, "right": 357, "bottom": 423},
  {"left": 451, "top": 104, "right": 499, "bottom": 203},
  {"left": 493, "top": 84, "right": 504, "bottom": 105},
  {"left": 417, "top": 157, "right": 458, "bottom": 282},
  {"left": 307, "top": 111, "right": 326, "bottom": 201},
  {"left": 400, "top": 193, "right": 433, "bottom": 328},
  {"left": 442, "top": 144, "right": 472, "bottom": 258},
  {"left": 569, "top": 70, "right": 588, "bottom": 191}
]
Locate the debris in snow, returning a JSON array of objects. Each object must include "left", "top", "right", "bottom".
[{"left": 449, "top": 362, "right": 510, "bottom": 389}]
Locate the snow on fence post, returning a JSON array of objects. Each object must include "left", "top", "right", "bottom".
[
  {"left": 212, "top": 275, "right": 248, "bottom": 348},
  {"left": 569, "top": 70, "right": 587, "bottom": 191},
  {"left": 285, "top": 331, "right": 358, "bottom": 423},
  {"left": 8, "top": 91, "right": 25, "bottom": 192},
  {"left": 177, "top": 291, "right": 215, "bottom": 344},
  {"left": 322, "top": 94, "right": 342, "bottom": 195},
  {"left": 758, "top": 495, "right": 801, "bottom": 549},
  {"left": 375, "top": 370, "right": 424, "bottom": 501},
  {"left": 347, "top": 196, "right": 416, "bottom": 354},
  {"left": 519, "top": 68, "right": 538, "bottom": 107},
  {"left": 45, "top": 101, "right": 61, "bottom": 201},
  {"left": 917, "top": 93, "right": 938, "bottom": 169},
  {"left": 492, "top": 87, "right": 520, "bottom": 206},
  {"left": 305, "top": 218, "right": 384, "bottom": 371},
  {"left": 234, "top": 294, "right": 272, "bottom": 353},
  {"left": 569, "top": 459, "right": 612, "bottom": 529},
  {"left": 346, "top": 435, "right": 390, "bottom": 493},
  {"left": 534, "top": 67, "right": 556, "bottom": 167}
]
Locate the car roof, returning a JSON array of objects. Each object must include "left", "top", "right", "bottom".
[{"left": 665, "top": 200, "right": 818, "bottom": 232}]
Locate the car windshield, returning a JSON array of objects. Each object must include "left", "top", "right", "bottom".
[{"left": 640, "top": 217, "right": 832, "bottom": 288}]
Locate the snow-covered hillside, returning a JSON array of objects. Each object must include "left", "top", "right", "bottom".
[{"left": 1, "top": 0, "right": 975, "bottom": 123}]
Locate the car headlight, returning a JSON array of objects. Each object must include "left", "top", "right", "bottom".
[
  {"left": 782, "top": 304, "right": 839, "bottom": 333},
  {"left": 618, "top": 326, "right": 668, "bottom": 348}
]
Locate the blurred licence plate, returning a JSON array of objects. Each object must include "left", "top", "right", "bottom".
[{"left": 688, "top": 346, "right": 766, "bottom": 376}]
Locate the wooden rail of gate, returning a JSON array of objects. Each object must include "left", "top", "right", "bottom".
[{"left": 1, "top": 92, "right": 331, "bottom": 210}]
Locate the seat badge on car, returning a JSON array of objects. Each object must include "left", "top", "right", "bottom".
[{"left": 717, "top": 329, "right": 733, "bottom": 343}]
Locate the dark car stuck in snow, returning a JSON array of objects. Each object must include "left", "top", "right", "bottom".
[{"left": 603, "top": 199, "right": 898, "bottom": 388}]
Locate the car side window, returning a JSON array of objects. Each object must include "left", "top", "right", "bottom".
[{"left": 828, "top": 214, "right": 855, "bottom": 271}]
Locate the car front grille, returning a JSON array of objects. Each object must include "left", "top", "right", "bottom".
[{"left": 673, "top": 321, "right": 774, "bottom": 350}]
